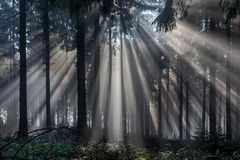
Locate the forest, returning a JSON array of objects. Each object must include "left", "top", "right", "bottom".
[{"left": 0, "top": 0, "right": 240, "bottom": 159}]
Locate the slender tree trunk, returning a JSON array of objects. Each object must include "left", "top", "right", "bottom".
[
  {"left": 202, "top": 64, "right": 207, "bottom": 138},
  {"left": 226, "top": 57, "right": 231, "bottom": 140},
  {"left": 8, "top": 7, "right": 17, "bottom": 133},
  {"left": 145, "top": 104, "right": 150, "bottom": 137},
  {"left": 209, "top": 62, "right": 216, "bottom": 142},
  {"left": 43, "top": 0, "right": 51, "bottom": 128},
  {"left": 179, "top": 74, "right": 183, "bottom": 140},
  {"left": 209, "top": 18, "right": 216, "bottom": 143},
  {"left": 139, "top": 94, "right": 144, "bottom": 137},
  {"left": 186, "top": 73, "right": 190, "bottom": 139},
  {"left": 158, "top": 70, "right": 162, "bottom": 138},
  {"left": 104, "top": 20, "right": 112, "bottom": 142},
  {"left": 177, "top": 57, "right": 183, "bottom": 140},
  {"left": 218, "top": 92, "right": 222, "bottom": 130},
  {"left": 120, "top": 27, "right": 127, "bottom": 141},
  {"left": 77, "top": 15, "right": 87, "bottom": 135},
  {"left": 236, "top": 88, "right": 240, "bottom": 140},
  {"left": 166, "top": 67, "right": 170, "bottom": 133},
  {"left": 18, "top": 0, "right": 28, "bottom": 138},
  {"left": 226, "top": 21, "right": 232, "bottom": 141},
  {"left": 92, "top": 6, "right": 100, "bottom": 134},
  {"left": 119, "top": 0, "right": 127, "bottom": 141}
]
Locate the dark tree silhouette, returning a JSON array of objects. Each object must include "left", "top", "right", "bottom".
[
  {"left": 226, "top": 20, "right": 232, "bottom": 141},
  {"left": 185, "top": 67, "right": 190, "bottom": 140},
  {"left": 209, "top": 18, "right": 216, "bottom": 143},
  {"left": 43, "top": 0, "right": 51, "bottom": 128},
  {"left": 202, "top": 63, "right": 207, "bottom": 138},
  {"left": 76, "top": 14, "right": 87, "bottom": 135},
  {"left": 19, "top": 0, "right": 28, "bottom": 138},
  {"left": 158, "top": 70, "right": 163, "bottom": 138}
]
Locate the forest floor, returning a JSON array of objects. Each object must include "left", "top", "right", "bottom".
[{"left": 0, "top": 128, "right": 240, "bottom": 160}]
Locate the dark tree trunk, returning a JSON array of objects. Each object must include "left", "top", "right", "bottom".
[
  {"left": 209, "top": 62, "right": 216, "bottom": 142},
  {"left": 18, "top": 0, "right": 28, "bottom": 138},
  {"left": 92, "top": 6, "right": 100, "bottom": 134},
  {"left": 209, "top": 18, "right": 216, "bottom": 143},
  {"left": 179, "top": 74, "right": 183, "bottom": 140},
  {"left": 166, "top": 67, "right": 170, "bottom": 132},
  {"left": 218, "top": 92, "right": 222, "bottom": 130},
  {"left": 119, "top": 0, "right": 126, "bottom": 141},
  {"left": 158, "top": 70, "right": 162, "bottom": 138},
  {"left": 177, "top": 57, "right": 183, "bottom": 140},
  {"left": 43, "top": 0, "right": 51, "bottom": 128},
  {"left": 104, "top": 21, "right": 112, "bottom": 142},
  {"left": 186, "top": 75, "right": 190, "bottom": 140},
  {"left": 226, "top": 57, "right": 231, "bottom": 141},
  {"left": 8, "top": 4, "right": 17, "bottom": 133},
  {"left": 146, "top": 104, "right": 150, "bottom": 137},
  {"left": 226, "top": 21, "right": 232, "bottom": 141},
  {"left": 236, "top": 88, "right": 240, "bottom": 140},
  {"left": 139, "top": 94, "right": 144, "bottom": 137},
  {"left": 77, "top": 15, "right": 87, "bottom": 135},
  {"left": 120, "top": 27, "right": 127, "bottom": 141},
  {"left": 202, "top": 64, "right": 207, "bottom": 138}
]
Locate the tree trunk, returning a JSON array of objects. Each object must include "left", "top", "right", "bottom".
[
  {"left": 209, "top": 18, "right": 216, "bottom": 143},
  {"left": 158, "top": 70, "right": 162, "bottom": 138},
  {"left": 18, "top": 0, "right": 28, "bottom": 138},
  {"left": 104, "top": 20, "right": 112, "bottom": 142},
  {"left": 77, "top": 15, "right": 87, "bottom": 135},
  {"left": 177, "top": 57, "right": 183, "bottom": 140},
  {"left": 43, "top": 0, "right": 51, "bottom": 128},
  {"left": 179, "top": 74, "right": 183, "bottom": 140},
  {"left": 186, "top": 72, "right": 190, "bottom": 139},
  {"left": 236, "top": 88, "right": 240, "bottom": 140},
  {"left": 119, "top": 0, "right": 127, "bottom": 141},
  {"left": 120, "top": 27, "right": 127, "bottom": 141},
  {"left": 92, "top": 6, "right": 100, "bottom": 134},
  {"left": 166, "top": 67, "right": 170, "bottom": 133},
  {"left": 209, "top": 62, "right": 216, "bottom": 142},
  {"left": 226, "top": 21, "right": 232, "bottom": 141},
  {"left": 202, "top": 64, "right": 207, "bottom": 138}
]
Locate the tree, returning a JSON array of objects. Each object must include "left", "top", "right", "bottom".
[
  {"left": 177, "top": 57, "right": 183, "bottom": 140},
  {"left": 51, "top": 0, "right": 92, "bottom": 135},
  {"left": 152, "top": 0, "right": 189, "bottom": 32},
  {"left": 18, "top": 0, "right": 28, "bottom": 138},
  {"left": 226, "top": 20, "right": 232, "bottom": 141},
  {"left": 220, "top": 0, "right": 240, "bottom": 23},
  {"left": 76, "top": 14, "right": 87, "bottom": 135},
  {"left": 202, "top": 62, "right": 207, "bottom": 138},
  {"left": 158, "top": 70, "right": 163, "bottom": 138},
  {"left": 43, "top": 0, "right": 51, "bottom": 128},
  {"left": 209, "top": 18, "right": 216, "bottom": 142},
  {"left": 179, "top": 71, "right": 183, "bottom": 140},
  {"left": 104, "top": 18, "right": 113, "bottom": 142},
  {"left": 92, "top": 3, "right": 101, "bottom": 137},
  {"left": 185, "top": 66, "right": 190, "bottom": 140},
  {"left": 120, "top": 0, "right": 127, "bottom": 141}
]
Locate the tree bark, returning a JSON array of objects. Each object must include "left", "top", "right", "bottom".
[
  {"left": 92, "top": 5, "right": 100, "bottom": 135},
  {"left": 202, "top": 64, "right": 207, "bottom": 138},
  {"left": 77, "top": 15, "right": 87, "bottom": 135},
  {"left": 186, "top": 75, "right": 190, "bottom": 140},
  {"left": 209, "top": 62, "right": 216, "bottom": 142},
  {"left": 43, "top": 0, "right": 51, "bottom": 128},
  {"left": 18, "top": 0, "right": 28, "bottom": 138},
  {"left": 104, "top": 20, "right": 112, "bottom": 142},
  {"left": 177, "top": 57, "right": 183, "bottom": 140},
  {"left": 158, "top": 70, "right": 162, "bottom": 138},
  {"left": 226, "top": 21, "right": 232, "bottom": 141},
  {"left": 179, "top": 74, "right": 183, "bottom": 140},
  {"left": 209, "top": 18, "right": 216, "bottom": 143}
]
